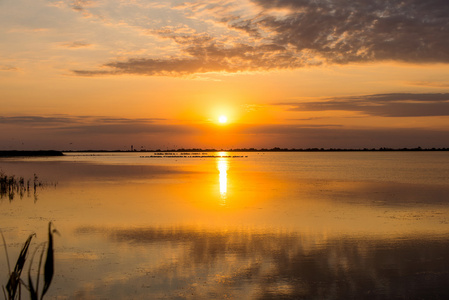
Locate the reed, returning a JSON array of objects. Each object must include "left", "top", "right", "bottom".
[
  {"left": 1, "top": 222, "right": 58, "bottom": 300},
  {"left": 0, "top": 172, "right": 56, "bottom": 202}
]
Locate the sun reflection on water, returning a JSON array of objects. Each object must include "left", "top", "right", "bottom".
[{"left": 217, "top": 155, "right": 229, "bottom": 205}]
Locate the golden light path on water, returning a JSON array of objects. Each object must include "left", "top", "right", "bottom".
[{"left": 217, "top": 152, "right": 229, "bottom": 205}]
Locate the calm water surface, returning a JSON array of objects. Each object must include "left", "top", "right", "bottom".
[{"left": 1, "top": 152, "right": 449, "bottom": 299}]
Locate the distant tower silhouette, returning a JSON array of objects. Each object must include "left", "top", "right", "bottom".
[{"left": 131, "top": 145, "right": 134, "bottom": 152}]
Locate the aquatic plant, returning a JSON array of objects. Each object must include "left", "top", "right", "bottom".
[
  {"left": 1, "top": 222, "right": 58, "bottom": 300},
  {"left": 1, "top": 232, "right": 34, "bottom": 300},
  {"left": 0, "top": 172, "right": 55, "bottom": 202}
]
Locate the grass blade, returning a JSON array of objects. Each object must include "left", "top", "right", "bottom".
[
  {"left": 1, "top": 230, "right": 11, "bottom": 300},
  {"left": 41, "top": 222, "right": 57, "bottom": 298},
  {"left": 1, "top": 231, "right": 11, "bottom": 276},
  {"left": 5, "top": 233, "right": 35, "bottom": 299},
  {"left": 28, "top": 243, "right": 45, "bottom": 300},
  {"left": 2, "top": 286, "right": 7, "bottom": 300},
  {"left": 28, "top": 266, "right": 38, "bottom": 300}
]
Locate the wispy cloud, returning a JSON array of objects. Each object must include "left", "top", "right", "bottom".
[
  {"left": 72, "top": 0, "right": 449, "bottom": 76},
  {"left": 70, "top": 0, "right": 95, "bottom": 12},
  {"left": 277, "top": 93, "right": 449, "bottom": 117},
  {"left": 74, "top": 44, "right": 305, "bottom": 76},
  {"left": 0, "top": 115, "right": 83, "bottom": 126},
  {"left": 0, "top": 65, "right": 18, "bottom": 71},
  {"left": 61, "top": 41, "right": 93, "bottom": 48},
  {"left": 235, "top": 124, "right": 449, "bottom": 148},
  {"left": 407, "top": 81, "right": 449, "bottom": 88},
  {"left": 60, "top": 124, "right": 196, "bottom": 135},
  {"left": 241, "top": 104, "right": 264, "bottom": 112},
  {"left": 0, "top": 115, "right": 165, "bottom": 128},
  {"left": 3, "top": 115, "right": 203, "bottom": 144}
]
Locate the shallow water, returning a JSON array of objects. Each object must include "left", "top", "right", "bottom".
[{"left": 1, "top": 152, "right": 449, "bottom": 299}]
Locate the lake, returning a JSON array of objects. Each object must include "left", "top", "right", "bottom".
[{"left": 1, "top": 152, "right": 449, "bottom": 299}]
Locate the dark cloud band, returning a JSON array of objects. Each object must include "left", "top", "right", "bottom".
[{"left": 278, "top": 93, "right": 449, "bottom": 117}]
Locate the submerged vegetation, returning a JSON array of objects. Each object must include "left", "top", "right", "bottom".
[
  {"left": 0, "top": 172, "right": 55, "bottom": 202},
  {"left": 1, "top": 222, "right": 58, "bottom": 300}
]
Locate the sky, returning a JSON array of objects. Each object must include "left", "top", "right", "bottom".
[{"left": 1, "top": 0, "right": 449, "bottom": 150}]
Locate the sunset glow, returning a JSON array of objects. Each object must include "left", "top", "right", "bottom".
[
  {"left": 0, "top": 0, "right": 448, "bottom": 150},
  {"left": 218, "top": 115, "right": 228, "bottom": 124},
  {"left": 2, "top": 1, "right": 449, "bottom": 298}
]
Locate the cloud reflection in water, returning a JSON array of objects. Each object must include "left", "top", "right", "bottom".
[{"left": 72, "top": 226, "right": 449, "bottom": 299}]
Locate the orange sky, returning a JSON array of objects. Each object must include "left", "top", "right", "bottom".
[{"left": 1, "top": 0, "right": 449, "bottom": 150}]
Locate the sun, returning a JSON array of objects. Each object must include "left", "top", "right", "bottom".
[{"left": 218, "top": 115, "right": 228, "bottom": 124}]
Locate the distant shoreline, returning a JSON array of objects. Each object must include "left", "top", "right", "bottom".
[
  {"left": 1, "top": 148, "right": 448, "bottom": 157},
  {"left": 0, "top": 150, "right": 64, "bottom": 157},
  {"left": 65, "top": 147, "right": 448, "bottom": 152}
]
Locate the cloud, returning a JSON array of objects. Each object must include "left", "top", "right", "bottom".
[
  {"left": 0, "top": 115, "right": 83, "bottom": 126},
  {"left": 0, "top": 114, "right": 195, "bottom": 150},
  {"left": 241, "top": 104, "right": 264, "bottom": 112},
  {"left": 60, "top": 123, "right": 196, "bottom": 135},
  {"left": 407, "top": 81, "right": 449, "bottom": 88},
  {"left": 73, "top": 42, "right": 308, "bottom": 76},
  {"left": 237, "top": 124, "right": 449, "bottom": 148},
  {"left": 61, "top": 41, "right": 93, "bottom": 48},
  {"left": 278, "top": 93, "right": 449, "bottom": 117},
  {"left": 72, "top": 0, "right": 449, "bottom": 76},
  {"left": 0, "top": 115, "right": 199, "bottom": 142},
  {"left": 0, "top": 65, "right": 18, "bottom": 71},
  {"left": 288, "top": 117, "right": 328, "bottom": 121},
  {"left": 256, "top": 0, "right": 449, "bottom": 61},
  {"left": 70, "top": 0, "right": 94, "bottom": 12},
  {"left": 0, "top": 115, "right": 165, "bottom": 128}
]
